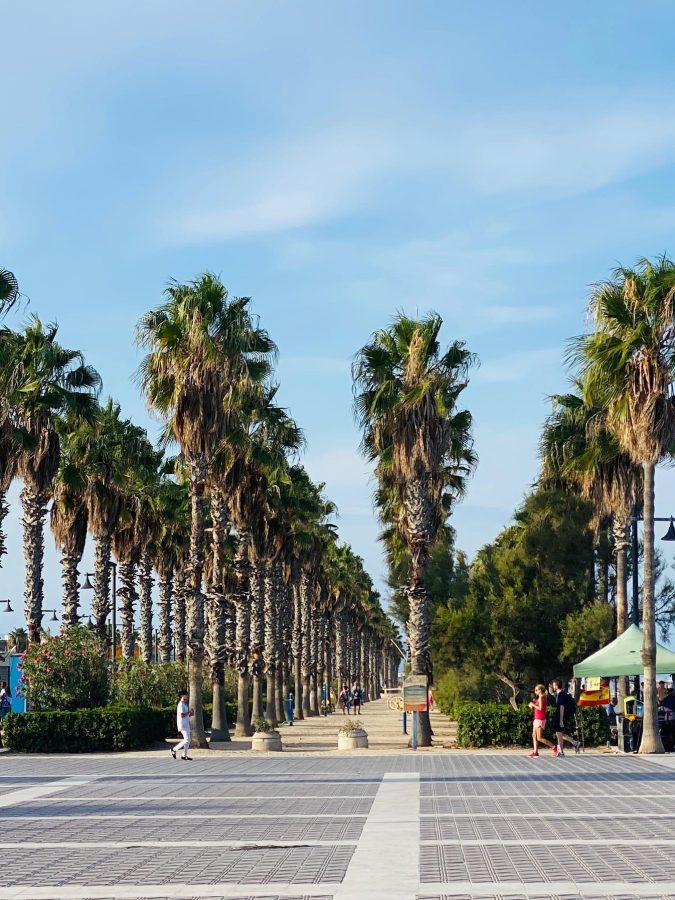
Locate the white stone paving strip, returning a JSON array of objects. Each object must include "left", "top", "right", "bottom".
[
  {"left": 418, "top": 881, "right": 675, "bottom": 898},
  {"left": 2, "top": 885, "right": 342, "bottom": 899},
  {"left": 333, "top": 771, "right": 420, "bottom": 900},
  {"left": 0, "top": 777, "right": 92, "bottom": 808},
  {"left": 0, "top": 839, "right": 354, "bottom": 849}
]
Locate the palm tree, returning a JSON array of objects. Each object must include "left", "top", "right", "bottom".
[
  {"left": 153, "top": 477, "right": 189, "bottom": 663},
  {"left": 572, "top": 256, "right": 675, "bottom": 753},
  {"left": 137, "top": 274, "right": 276, "bottom": 747},
  {"left": 7, "top": 319, "right": 100, "bottom": 643},
  {"left": 353, "top": 313, "right": 476, "bottom": 746},
  {"left": 540, "top": 390, "right": 642, "bottom": 638},
  {"left": 204, "top": 482, "right": 233, "bottom": 741},
  {"left": 0, "top": 269, "right": 19, "bottom": 318},
  {"left": 50, "top": 418, "right": 89, "bottom": 626},
  {"left": 7, "top": 627, "right": 27, "bottom": 652},
  {"left": 0, "top": 330, "right": 20, "bottom": 568}
]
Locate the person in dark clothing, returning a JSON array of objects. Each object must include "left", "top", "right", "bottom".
[
  {"left": 662, "top": 688, "right": 675, "bottom": 714},
  {"left": 550, "top": 679, "right": 580, "bottom": 758}
]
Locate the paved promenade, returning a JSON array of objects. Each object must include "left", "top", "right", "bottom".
[{"left": 2, "top": 699, "right": 675, "bottom": 899}]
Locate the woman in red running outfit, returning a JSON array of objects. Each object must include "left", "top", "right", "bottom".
[{"left": 528, "top": 684, "right": 555, "bottom": 757}]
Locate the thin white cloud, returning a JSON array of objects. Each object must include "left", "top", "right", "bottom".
[
  {"left": 152, "top": 95, "right": 675, "bottom": 248},
  {"left": 158, "top": 126, "right": 409, "bottom": 245},
  {"left": 303, "top": 447, "right": 372, "bottom": 491},
  {"left": 479, "top": 305, "right": 559, "bottom": 326},
  {"left": 278, "top": 356, "right": 350, "bottom": 377},
  {"left": 451, "top": 103, "right": 675, "bottom": 196},
  {"left": 475, "top": 348, "right": 562, "bottom": 384}
]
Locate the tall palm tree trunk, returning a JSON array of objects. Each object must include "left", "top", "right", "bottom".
[
  {"left": 187, "top": 459, "right": 208, "bottom": 748},
  {"left": 335, "top": 609, "right": 346, "bottom": 687},
  {"left": 208, "top": 489, "right": 230, "bottom": 742},
  {"left": 408, "top": 545, "right": 432, "bottom": 747},
  {"left": 234, "top": 531, "right": 252, "bottom": 737},
  {"left": 276, "top": 575, "right": 289, "bottom": 723},
  {"left": 158, "top": 568, "right": 173, "bottom": 662},
  {"left": 118, "top": 560, "right": 138, "bottom": 658},
  {"left": 309, "top": 600, "right": 319, "bottom": 715},
  {"left": 174, "top": 571, "right": 187, "bottom": 662},
  {"left": 361, "top": 633, "right": 368, "bottom": 700},
  {"left": 93, "top": 534, "right": 112, "bottom": 643},
  {"left": 640, "top": 462, "right": 664, "bottom": 753},
  {"left": 61, "top": 551, "right": 81, "bottom": 627},
  {"left": 301, "top": 573, "right": 312, "bottom": 718},
  {"left": 22, "top": 486, "right": 48, "bottom": 644},
  {"left": 138, "top": 549, "right": 153, "bottom": 662},
  {"left": 292, "top": 572, "right": 303, "bottom": 720},
  {"left": 250, "top": 562, "right": 264, "bottom": 720},
  {"left": 614, "top": 515, "right": 630, "bottom": 707},
  {"left": 263, "top": 562, "right": 277, "bottom": 727}
]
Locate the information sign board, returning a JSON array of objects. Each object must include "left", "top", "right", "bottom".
[{"left": 403, "top": 675, "right": 428, "bottom": 712}]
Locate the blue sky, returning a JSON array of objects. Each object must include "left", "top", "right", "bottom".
[{"left": 4, "top": 1, "right": 675, "bottom": 630}]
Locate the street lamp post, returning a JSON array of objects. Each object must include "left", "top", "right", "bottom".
[
  {"left": 630, "top": 514, "right": 675, "bottom": 697},
  {"left": 81, "top": 562, "right": 118, "bottom": 662},
  {"left": 630, "top": 515, "right": 675, "bottom": 624}
]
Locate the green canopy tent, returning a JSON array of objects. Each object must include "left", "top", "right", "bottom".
[{"left": 573, "top": 623, "right": 675, "bottom": 678}]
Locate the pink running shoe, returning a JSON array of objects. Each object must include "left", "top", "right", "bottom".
[
  {"left": 528, "top": 751, "right": 539, "bottom": 758},
  {"left": 553, "top": 745, "right": 560, "bottom": 757}
]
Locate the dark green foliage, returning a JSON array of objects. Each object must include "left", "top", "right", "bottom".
[
  {"left": 456, "top": 702, "right": 610, "bottom": 748},
  {"left": 431, "top": 488, "right": 595, "bottom": 703},
  {"left": 1, "top": 707, "right": 167, "bottom": 753},
  {"left": 561, "top": 600, "right": 615, "bottom": 663},
  {"left": 110, "top": 660, "right": 188, "bottom": 708},
  {"left": 1, "top": 700, "right": 238, "bottom": 753}
]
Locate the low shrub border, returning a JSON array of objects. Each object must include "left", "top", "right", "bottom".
[
  {"left": 0, "top": 699, "right": 240, "bottom": 753},
  {"left": 456, "top": 701, "right": 610, "bottom": 748}
]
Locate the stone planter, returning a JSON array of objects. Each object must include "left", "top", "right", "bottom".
[
  {"left": 251, "top": 731, "right": 282, "bottom": 752},
  {"left": 337, "top": 728, "right": 368, "bottom": 750}
]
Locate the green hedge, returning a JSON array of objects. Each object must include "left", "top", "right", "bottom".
[
  {"left": 1, "top": 700, "right": 240, "bottom": 753},
  {"left": 456, "top": 702, "right": 610, "bottom": 748},
  {"left": 0, "top": 707, "right": 169, "bottom": 753}
]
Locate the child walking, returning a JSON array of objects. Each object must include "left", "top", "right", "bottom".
[{"left": 528, "top": 684, "right": 555, "bottom": 758}]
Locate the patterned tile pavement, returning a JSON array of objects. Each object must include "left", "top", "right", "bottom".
[{"left": 3, "top": 750, "right": 675, "bottom": 898}]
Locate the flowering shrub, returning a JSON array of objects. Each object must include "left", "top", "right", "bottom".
[
  {"left": 110, "top": 659, "right": 187, "bottom": 708},
  {"left": 20, "top": 626, "right": 109, "bottom": 711}
]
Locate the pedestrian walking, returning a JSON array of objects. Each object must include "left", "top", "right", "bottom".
[
  {"left": 171, "top": 689, "right": 193, "bottom": 760},
  {"left": 0, "top": 681, "right": 11, "bottom": 722},
  {"left": 352, "top": 684, "right": 362, "bottom": 714},
  {"left": 428, "top": 687, "right": 434, "bottom": 711},
  {"left": 550, "top": 679, "right": 580, "bottom": 757},
  {"left": 528, "top": 684, "right": 555, "bottom": 758},
  {"left": 339, "top": 684, "right": 351, "bottom": 715}
]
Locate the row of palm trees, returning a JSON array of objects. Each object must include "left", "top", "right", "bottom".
[
  {"left": 353, "top": 314, "right": 477, "bottom": 746},
  {"left": 0, "top": 271, "right": 401, "bottom": 743},
  {"left": 540, "top": 255, "right": 675, "bottom": 754}
]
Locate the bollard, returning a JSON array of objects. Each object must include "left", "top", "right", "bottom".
[{"left": 287, "top": 691, "right": 294, "bottom": 726}]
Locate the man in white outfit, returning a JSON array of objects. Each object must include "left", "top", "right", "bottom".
[{"left": 171, "top": 690, "right": 193, "bottom": 760}]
